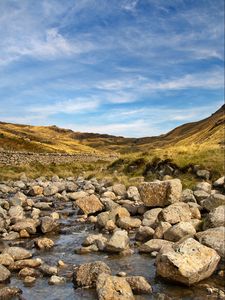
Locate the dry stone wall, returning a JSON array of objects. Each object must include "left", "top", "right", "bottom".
[{"left": 0, "top": 150, "right": 117, "bottom": 166}]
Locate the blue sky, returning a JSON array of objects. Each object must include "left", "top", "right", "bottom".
[{"left": 0, "top": 0, "right": 224, "bottom": 137}]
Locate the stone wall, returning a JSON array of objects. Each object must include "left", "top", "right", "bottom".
[{"left": 0, "top": 150, "right": 117, "bottom": 166}]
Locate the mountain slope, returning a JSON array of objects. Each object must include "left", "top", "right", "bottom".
[{"left": 0, "top": 105, "right": 224, "bottom": 154}]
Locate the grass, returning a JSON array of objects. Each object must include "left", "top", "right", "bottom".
[{"left": 0, "top": 144, "right": 223, "bottom": 189}]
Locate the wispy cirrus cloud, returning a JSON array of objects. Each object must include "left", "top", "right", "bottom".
[{"left": 0, "top": 0, "right": 223, "bottom": 137}]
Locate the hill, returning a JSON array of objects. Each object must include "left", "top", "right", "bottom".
[{"left": 0, "top": 104, "right": 224, "bottom": 155}]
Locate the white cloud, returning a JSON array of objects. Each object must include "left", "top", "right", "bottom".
[
  {"left": 144, "top": 70, "right": 223, "bottom": 91},
  {"left": 26, "top": 98, "right": 100, "bottom": 116}
]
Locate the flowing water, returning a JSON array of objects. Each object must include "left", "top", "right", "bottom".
[{"left": 1, "top": 200, "right": 224, "bottom": 300}]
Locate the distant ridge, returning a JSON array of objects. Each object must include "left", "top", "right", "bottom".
[{"left": 0, "top": 105, "right": 224, "bottom": 154}]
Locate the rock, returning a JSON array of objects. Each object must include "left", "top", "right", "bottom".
[
  {"left": 193, "top": 190, "right": 210, "bottom": 203},
  {"left": 127, "top": 186, "right": 140, "bottom": 201},
  {"left": 39, "top": 264, "right": 58, "bottom": 276},
  {"left": 102, "top": 191, "right": 117, "bottom": 200},
  {"left": 105, "top": 220, "right": 116, "bottom": 231},
  {"left": 75, "top": 244, "right": 99, "bottom": 254},
  {"left": 163, "top": 222, "right": 196, "bottom": 242},
  {"left": 82, "top": 234, "right": 107, "bottom": 250},
  {"left": 34, "top": 202, "right": 52, "bottom": 210},
  {"left": 138, "top": 179, "right": 182, "bottom": 207},
  {"left": 154, "top": 222, "right": 172, "bottom": 239},
  {"left": 196, "top": 227, "right": 225, "bottom": 258},
  {"left": 0, "top": 287, "right": 22, "bottom": 299},
  {"left": 188, "top": 203, "right": 201, "bottom": 219},
  {"left": 202, "top": 194, "right": 225, "bottom": 211},
  {"left": 126, "top": 276, "right": 152, "bottom": 294},
  {"left": 156, "top": 238, "right": 220, "bottom": 285},
  {"left": 135, "top": 226, "right": 155, "bottom": 242},
  {"left": 97, "top": 207, "right": 130, "bottom": 228},
  {"left": 76, "top": 194, "right": 103, "bottom": 215},
  {"left": 73, "top": 261, "right": 111, "bottom": 288},
  {"left": 49, "top": 275, "right": 66, "bottom": 285},
  {"left": 0, "top": 264, "right": 11, "bottom": 282},
  {"left": 8, "top": 205, "right": 24, "bottom": 220},
  {"left": 0, "top": 253, "right": 14, "bottom": 266},
  {"left": 158, "top": 202, "right": 192, "bottom": 224},
  {"left": 116, "top": 216, "right": 141, "bottom": 230},
  {"left": 139, "top": 239, "right": 173, "bottom": 253},
  {"left": 3, "top": 247, "right": 32, "bottom": 260},
  {"left": 195, "top": 182, "right": 212, "bottom": 194},
  {"left": 189, "top": 219, "right": 203, "bottom": 231},
  {"left": 65, "top": 182, "right": 78, "bottom": 192},
  {"left": 203, "top": 205, "right": 225, "bottom": 229},
  {"left": 97, "top": 211, "right": 110, "bottom": 227},
  {"left": 2, "top": 231, "right": 20, "bottom": 240},
  {"left": 43, "top": 185, "right": 59, "bottom": 196},
  {"left": 9, "top": 192, "right": 27, "bottom": 206},
  {"left": 40, "top": 216, "right": 58, "bottom": 233},
  {"left": 96, "top": 273, "right": 134, "bottom": 300},
  {"left": 112, "top": 184, "right": 127, "bottom": 197},
  {"left": 24, "top": 275, "right": 36, "bottom": 285},
  {"left": 19, "top": 267, "right": 40, "bottom": 278},
  {"left": 142, "top": 208, "right": 162, "bottom": 228},
  {"left": 119, "top": 200, "right": 138, "bottom": 215},
  {"left": 213, "top": 176, "right": 225, "bottom": 188},
  {"left": 110, "top": 206, "right": 130, "bottom": 221},
  {"left": 11, "top": 218, "right": 38, "bottom": 234},
  {"left": 182, "top": 189, "right": 196, "bottom": 203},
  {"left": 105, "top": 230, "right": 129, "bottom": 253},
  {"left": 196, "top": 170, "right": 210, "bottom": 180},
  {"left": 9, "top": 258, "right": 42, "bottom": 270},
  {"left": 28, "top": 185, "right": 43, "bottom": 196},
  {"left": 20, "top": 229, "right": 30, "bottom": 238},
  {"left": 35, "top": 237, "right": 55, "bottom": 249},
  {"left": 0, "top": 184, "right": 11, "bottom": 193},
  {"left": 68, "top": 191, "right": 88, "bottom": 200},
  {"left": 101, "top": 198, "right": 119, "bottom": 211}
]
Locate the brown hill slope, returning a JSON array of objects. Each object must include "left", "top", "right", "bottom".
[{"left": 0, "top": 104, "right": 224, "bottom": 154}]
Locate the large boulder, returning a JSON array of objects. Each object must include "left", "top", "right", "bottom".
[
  {"left": 156, "top": 238, "right": 220, "bottom": 285},
  {"left": 163, "top": 222, "right": 196, "bottom": 242},
  {"left": 203, "top": 205, "right": 225, "bottom": 229},
  {"left": 105, "top": 230, "right": 129, "bottom": 253},
  {"left": 196, "top": 227, "right": 225, "bottom": 258},
  {"left": 96, "top": 273, "right": 134, "bottom": 300},
  {"left": 76, "top": 195, "right": 103, "bottom": 215},
  {"left": 138, "top": 179, "right": 182, "bottom": 207},
  {"left": 73, "top": 261, "right": 111, "bottom": 288},
  {"left": 153, "top": 222, "right": 172, "bottom": 239},
  {"left": 158, "top": 202, "right": 192, "bottom": 224}
]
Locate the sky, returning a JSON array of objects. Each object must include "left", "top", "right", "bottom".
[{"left": 0, "top": 0, "right": 224, "bottom": 137}]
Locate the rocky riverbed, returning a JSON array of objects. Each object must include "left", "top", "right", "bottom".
[{"left": 0, "top": 174, "right": 224, "bottom": 299}]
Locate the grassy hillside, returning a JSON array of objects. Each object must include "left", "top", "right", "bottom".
[
  {"left": 0, "top": 105, "right": 224, "bottom": 154},
  {"left": 0, "top": 105, "right": 224, "bottom": 182}
]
